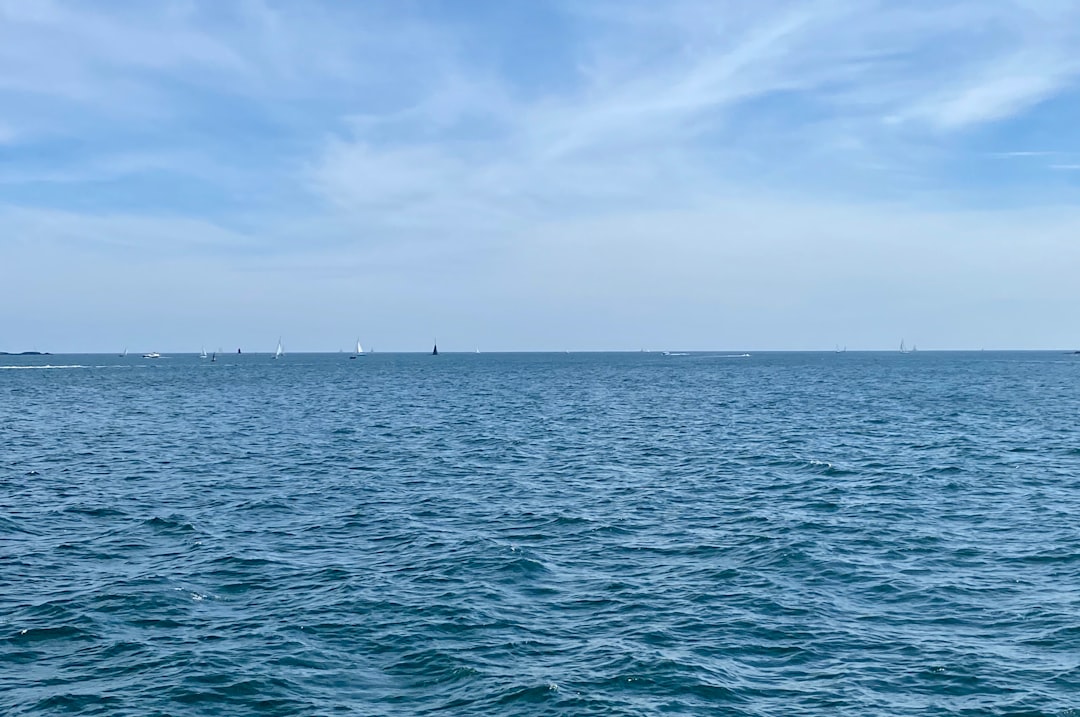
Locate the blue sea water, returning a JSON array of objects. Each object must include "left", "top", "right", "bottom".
[{"left": 2, "top": 351, "right": 1079, "bottom": 716}]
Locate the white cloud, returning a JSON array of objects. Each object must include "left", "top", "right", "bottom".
[
  {"left": 3, "top": 1, "right": 1080, "bottom": 349},
  {"left": 991, "top": 151, "right": 1054, "bottom": 157},
  {"left": 0, "top": 150, "right": 241, "bottom": 185},
  {"left": 905, "top": 51, "right": 1080, "bottom": 130},
  {"left": 0, "top": 205, "right": 255, "bottom": 254},
  {"left": 305, "top": 0, "right": 1080, "bottom": 236}
]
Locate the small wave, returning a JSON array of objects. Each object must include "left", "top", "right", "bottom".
[
  {"left": 33, "top": 694, "right": 122, "bottom": 712},
  {"left": 64, "top": 505, "right": 128, "bottom": 518},
  {"left": 143, "top": 516, "right": 196, "bottom": 533},
  {"left": 502, "top": 555, "right": 550, "bottom": 576},
  {"left": 0, "top": 364, "right": 86, "bottom": 370},
  {"left": 0, "top": 515, "right": 39, "bottom": 534},
  {"left": 11, "top": 625, "right": 94, "bottom": 643},
  {"left": 496, "top": 682, "right": 560, "bottom": 705}
]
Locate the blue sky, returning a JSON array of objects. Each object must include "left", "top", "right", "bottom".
[{"left": 3, "top": 0, "right": 1080, "bottom": 352}]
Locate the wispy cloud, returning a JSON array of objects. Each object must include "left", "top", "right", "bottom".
[
  {"left": 0, "top": 205, "right": 255, "bottom": 255},
  {"left": 3, "top": 0, "right": 1080, "bottom": 349},
  {"left": 904, "top": 50, "right": 1080, "bottom": 129},
  {"left": 5, "top": 0, "right": 1078, "bottom": 220},
  {"left": 991, "top": 151, "right": 1055, "bottom": 157}
]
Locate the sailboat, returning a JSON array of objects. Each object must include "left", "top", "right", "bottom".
[
  {"left": 899, "top": 340, "right": 908, "bottom": 354},
  {"left": 211, "top": 351, "right": 216, "bottom": 363},
  {"left": 199, "top": 347, "right": 207, "bottom": 359},
  {"left": 432, "top": 340, "right": 438, "bottom": 356},
  {"left": 273, "top": 339, "right": 283, "bottom": 360},
  {"left": 120, "top": 348, "right": 127, "bottom": 358}
]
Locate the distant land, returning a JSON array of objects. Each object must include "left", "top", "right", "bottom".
[{"left": 0, "top": 351, "right": 52, "bottom": 356}]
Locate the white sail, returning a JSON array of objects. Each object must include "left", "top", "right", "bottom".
[
  {"left": 200, "top": 346, "right": 207, "bottom": 358},
  {"left": 356, "top": 339, "right": 363, "bottom": 354},
  {"left": 274, "top": 339, "right": 283, "bottom": 359}
]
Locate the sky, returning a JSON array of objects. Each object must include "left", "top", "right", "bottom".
[{"left": 2, "top": 0, "right": 1080, "bottom": 352}]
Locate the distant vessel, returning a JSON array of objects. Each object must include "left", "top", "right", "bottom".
[
  {"left": 211, "top": 352, "right": 216, "bottom": 363},
  {"left": 432, "top": 341, "right": 438, "bottom": 356},
  {"left": 899, "top": 340, "right": 908, "bottom": 354},
  {"left": 199, "top": 347, "right": 207, "bottom": 359},
  {"left": 475, "top": 347, "right": 480, "bottom": 354},
  {"left": 350, "top": 339, "right": 364, "bottom": 359},
  {"left": 273, "top": 339, "right": 283, "bottom": 360},
  {"left": 143, "top": 352, "right": 161, "bottom": 359},
  {"left": 120, "top": 348, "right": 128, "bottom": 358}
]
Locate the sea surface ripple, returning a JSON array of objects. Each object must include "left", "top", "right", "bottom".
[{"left": 2, "top": 351, "right": 1079, "bottom": 715}]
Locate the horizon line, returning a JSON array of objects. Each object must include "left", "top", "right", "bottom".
[{"left": 4, "top": 348, "right": 1079, "bottom": 355}]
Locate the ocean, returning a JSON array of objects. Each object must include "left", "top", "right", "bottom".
[{"left": 2, "top": 351, "right": 1078, "bottom": 716}]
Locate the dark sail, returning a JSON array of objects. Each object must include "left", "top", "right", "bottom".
[{"left": 432, "top": 343, "right": 438, "bottom": 356}]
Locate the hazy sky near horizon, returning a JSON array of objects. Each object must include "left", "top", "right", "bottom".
[{"left": 3, "top": 0, "right": 1080, "bottom": 352}]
